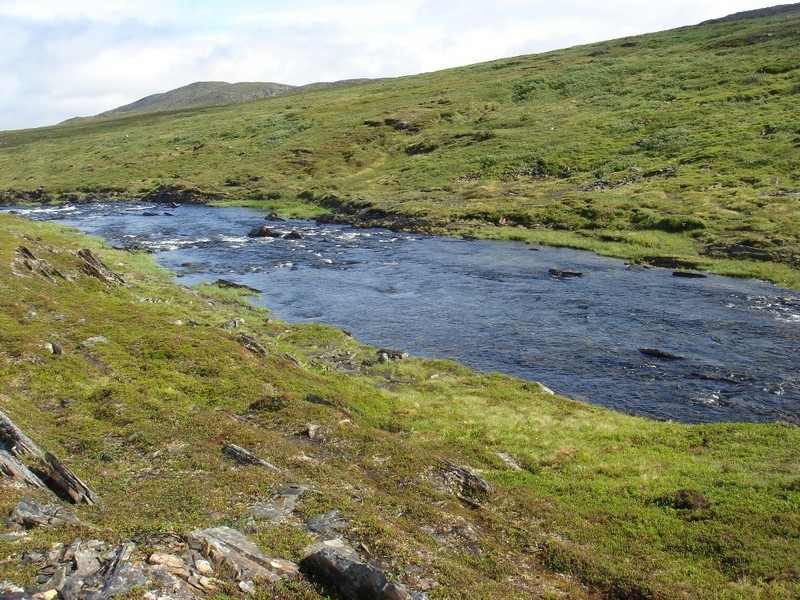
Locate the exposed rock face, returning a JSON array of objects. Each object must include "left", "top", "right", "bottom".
[
  {"left": 190, "top": 526, "right": 299, "bottom": 584},
  {"left": 248, "top": 483, "right": 315, "bottom": 522},
  {"left": 77, "top": 248, "right": 126, "bottom": 286},
  {"left": 14, "top": 246, "right": 67, "bottom": 284},
  {"left": 0, "top": 409, "right": 98, "bottom": 505},
  {"left": 7, "top": 497, "right": 83, "bottom": 530},
  {"left": 437, "top": 460, "right": 493, "bottom": 508}
]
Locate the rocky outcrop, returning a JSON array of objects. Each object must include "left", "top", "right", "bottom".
[
  {"left": 0, "top": 410, "right": 98, "bottom": 505},
  {"left": 77, "top": 248, "right": 126, "bottom": 286},
  {"left": 13, "top": 246, "right": 67, "bottom": 284},
  {"left": 190, "top": 526, "right": 299, "bottom": 584},
  {"left": 7, "top": 498, "right": 83, "bottom": 529}
]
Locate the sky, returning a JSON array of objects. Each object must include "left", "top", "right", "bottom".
[{"left": 0, "top": 0, "right": 786, "bottom": 130}]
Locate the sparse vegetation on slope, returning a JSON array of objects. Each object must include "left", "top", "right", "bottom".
[
  {"left": 1, "top": 210, "right": 798, "bottom": 597},
  {"left": 1, "top": 7, "right": 799, "bottom": 286}
]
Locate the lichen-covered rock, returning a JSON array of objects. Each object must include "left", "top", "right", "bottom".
[{"left": 190, "top": 526, "right": 299, "bottom": 584}]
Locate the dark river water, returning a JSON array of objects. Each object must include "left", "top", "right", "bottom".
[{"left": 7, "top": 202, "right": 799, "bottom": 425}]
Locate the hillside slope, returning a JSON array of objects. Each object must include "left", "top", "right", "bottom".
[
  {"left": 1, "top": 6, "right": 799, "bottom": 286},
  {"left": 1, "top": 213, "right": 798, "bottom": 599}
]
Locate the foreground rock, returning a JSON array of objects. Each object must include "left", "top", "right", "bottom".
[
  {"left": 302, "top": 538, "right": 428, "bottom": 600},
  {"left": 190, "top": 526, "right": 299, "bottom": 585},
  {"left": 7, "top": 497, "right": 83, "bottom": 530},
  {"left": 0, "top": 410, "right": 98, "bottom": 505}
]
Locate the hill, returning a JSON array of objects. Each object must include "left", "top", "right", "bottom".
[
  {"left": 1, "top": 5, "right": 799, "bottom": 286},
  {"left": 93, "top": 81, "right": 297, "bottom": 118}
]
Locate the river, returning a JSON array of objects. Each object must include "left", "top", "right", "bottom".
[{"left": 6, "top": 202, "right": 799, "bottom": 425}]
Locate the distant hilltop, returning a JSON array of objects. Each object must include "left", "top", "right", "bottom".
[{"left": 65, "top": 78, "right": 376, "bottom": 122}]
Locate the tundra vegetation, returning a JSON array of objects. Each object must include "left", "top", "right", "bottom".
[{"left": 0, "top": 6, "right": 798, "bottom": 600}]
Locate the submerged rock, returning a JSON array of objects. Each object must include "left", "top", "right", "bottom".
[{"left": 639, "top": 348, "right": 684, "bottom": 360}]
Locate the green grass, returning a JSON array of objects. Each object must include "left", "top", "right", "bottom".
[
  {"left": 0, "top": 210, "right": 798, "bottom": 598},
  {"left": 1, "top": 9, "right": 799, "bottom": 286}
]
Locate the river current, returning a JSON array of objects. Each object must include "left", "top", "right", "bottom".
[{"left": 7, "top": 202, "right": 799, "bottom": 425}]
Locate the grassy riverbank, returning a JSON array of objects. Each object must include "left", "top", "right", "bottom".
[
  {"left": 1, "top": 210, "right": 798, "bottom": 598},
  {"left": 1, "top": 7, "right": 799, "bottom": 287}
]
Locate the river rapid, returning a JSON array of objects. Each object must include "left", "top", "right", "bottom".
[{"left": 7, "top": 202, "right": 799, "bottom": 425}]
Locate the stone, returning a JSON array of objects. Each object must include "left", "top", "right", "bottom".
[
  {"left": 672, "top": 270, "right": 707, "bottom": 278},
  {"left": 248, "top": 482, "right": 314, "bottom": 522},
  {"left": 639, "top": 348, "right": 684, "bottom": 360},
  {"left": 7, "top": 497, "right": 83, "bottom": 529},
  {"left": 237, "top": 333, "right": 267, "bottom": 356},
  {"left": 77, "top": 248, "right": 126, "bottom": 285},
  {"left": 212, "top": 279, "right": 261, "bottom": 294},
  {"left": 221, "top": 318, "right": 244, "bottom": 329},
  {"left": 303, "top": 423, "right": 323, "bottom": 440},
  {"left": 190, "top": 526, "right": 299, "bottom": 584},
  {"left": 376, "top": 348, "right": 408, "bottom": 361},
  {"left": 438, "top": 460, "right": 492, "bottom": 507},
  {"left": 304, "top": 394, "right": 334, "bottom": 407},
  {"left": 304, "top": 510, "right": 348, "bottom": 536},
  {"left": 222, "top": 444, "right": 279, "bottom": 471},
  {"left": 283, "top": 230, "right": 303, "bottom": 240},
  {"left": 549, "top": 268, "right": 583, "bottom": 278},
  {"left": 248, "top": 225, "right": 282, "bottom": 238},
  {"left": 301, "top": 538, "right": 428, "bottom": 600},
  {"left": 41, "top": 451, "right": 98, "bottom": 505},
  {"left": 79, "top": 336, "right": 108, "bottom": 349},
  {"left": 494, "top": 452, "right": 523, "bottom": 471},
  {"left": 100, "top": 542, "right": 149, "bottom": 597},
  {"left": 194, "top": 559, "right": 214, "bottom": 575},
  {"left": 265, "top": 212, "right": 284, "bottom": 221}
]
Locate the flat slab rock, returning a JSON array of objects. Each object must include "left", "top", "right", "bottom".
[
  {"left": 190, "top": 526, "right": 299, "bottom": 584},
  {"left": 302, "top": 538, "right": 428, "bottom": 600},
  {"left": 7, "top": 497, "right": 83, "bottom": 529}
]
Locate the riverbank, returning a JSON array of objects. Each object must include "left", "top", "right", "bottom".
[{"left": 1, "top": 212, "right": 798, "bottom": 598}]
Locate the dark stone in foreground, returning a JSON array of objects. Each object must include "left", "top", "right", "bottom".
[{"left": 302, "top": 538, "right": 427, "bottom": 600}]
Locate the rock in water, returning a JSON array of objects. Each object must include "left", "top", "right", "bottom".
[{"left": 639, "top": 348, "right": 684, "bottom": 360}]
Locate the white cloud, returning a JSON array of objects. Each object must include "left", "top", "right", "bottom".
[{"left": 0, "top": 0, "right": 786, "bottom": 130}]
